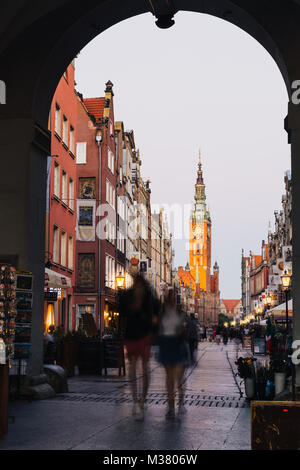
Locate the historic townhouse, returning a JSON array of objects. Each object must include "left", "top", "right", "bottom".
[{"left": 45, "top": 62, "right": 77, "bottom": 332}]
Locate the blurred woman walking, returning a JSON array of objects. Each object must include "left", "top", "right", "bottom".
[{"left": 158, "top": 289, "right": 189, "bottom": 420}]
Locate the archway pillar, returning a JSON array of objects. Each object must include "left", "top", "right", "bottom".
[
  {"left": 0, "top": 117, "right": 49, "bottom": 378},
  {"left": 286, "top": 102, "right": 300, "bottom": 388}
]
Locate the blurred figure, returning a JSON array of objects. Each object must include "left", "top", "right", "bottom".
[
  {"left": 233, "top": 328, "right": 243, "bottom": 358},
  {"left": 215, "top": 324, "right": 222, "bottom": 345},
  {"left": 119, "top": 274, "right": 159, "bottom": 421},
  {"left": 198, "top": 325, "right": 204, "bottom": 342},
  {"left": 212, "top": 327, "right": 216, "bottom": 342},
  {"left": 43, "top": 325, "right": 56, "bottom": 364},
  {"left": 207, "top": 326, "right": 213, "bottom": 342},
  {"left": 158, "top": 289, "right": 188, "bottom": 420},
  {"left": 187, "top": 314, "right": 198, "bottom": 363},
  {"left": 222, "top": 326, "right": 228, "bottom": 346}
]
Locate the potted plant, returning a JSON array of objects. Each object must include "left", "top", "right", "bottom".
[
  {"left": 253, "top": 360, "right": 272, "bottom": 400},
  {"left": 270, "top": 353, "right": 288, "bottom": 396},
  {"left": 235, "top": 356, "right": 257, "bottom": 399}
]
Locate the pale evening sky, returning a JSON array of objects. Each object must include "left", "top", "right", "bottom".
[{"left": 74, "top": 11, "right": 290, "bottom": 299}]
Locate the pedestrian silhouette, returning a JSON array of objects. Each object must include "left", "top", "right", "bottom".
[{"left": 118, "top": 274, "right": 159, "bottom": 421}]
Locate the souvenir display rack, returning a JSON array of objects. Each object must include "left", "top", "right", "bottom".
[
  {"left": 0, "top": 265, "right": 17, "bottom": 364},
  {"left": 10, "top": 271, "right": 33, "bottom": 398},
  {"left": 0, "top": 264, "right": 16, "bottom": 438}
]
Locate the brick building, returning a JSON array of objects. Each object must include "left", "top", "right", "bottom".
[
  {"left": 45, "top": 62, "right": 77, "bottom": 332},
  {"left": 75, "top": 80, "right": 119, "bottom": 333}
]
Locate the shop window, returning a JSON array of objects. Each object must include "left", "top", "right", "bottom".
[{"left": 76, "top": 304, "right": 96, "bottom": 330}]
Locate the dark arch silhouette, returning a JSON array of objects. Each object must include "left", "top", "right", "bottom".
[{"left": 1, "top": 0, "right": 300, "bottom": 383}]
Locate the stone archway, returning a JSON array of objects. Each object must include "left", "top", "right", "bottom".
[{"left": 1, "top": 0, "right": 300, "bottom": 385}]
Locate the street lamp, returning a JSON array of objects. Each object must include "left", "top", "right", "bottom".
[
  {"left": 116, "top": 272, "right": 125, "bottom": 290},
  {"left": 281, "top": 270, "right": 292, "bottom": 332}
]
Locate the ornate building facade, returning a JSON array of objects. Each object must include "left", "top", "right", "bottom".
[{"left": 178, "top": 153, "right": 220, "bottom": 324}]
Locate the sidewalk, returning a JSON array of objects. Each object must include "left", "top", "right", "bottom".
[{"left": 0, "top": 342, "right": 251, "bottom": 450}]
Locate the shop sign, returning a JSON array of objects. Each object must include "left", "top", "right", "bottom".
[{"left": 44, "top": 291, "right": 58, "bottom": 301}]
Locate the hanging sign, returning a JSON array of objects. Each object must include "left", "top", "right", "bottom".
[{"left": 282, "top": 246, "right": 292, "bottom": 272}]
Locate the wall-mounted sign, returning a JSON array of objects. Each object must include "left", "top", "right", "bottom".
[
  {"left": 44, "top": 291, "right": 58, "bottom": 302},
  {"left": 282, "top": 246, "right": 292, "bottom": 271},
  {"left": 140, "top": 259, "right": 148, "bottom": 274}
]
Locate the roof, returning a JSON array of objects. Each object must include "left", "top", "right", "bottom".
[
  {"left": 178, "top": 267, "right": 195, "bottom": 289},
  {"left": 221, "top": 299, "right": 241, "bottom": 312},
  {"left": 83, "top": 97, "right": 105, "bottom": 122},
  {"left": 254, "top": 255, "right": 262, "bottom": 267}
]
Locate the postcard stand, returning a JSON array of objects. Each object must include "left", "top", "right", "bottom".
[
  {"left": 0, "top": 264, "right": 16, "bottom": 437},
  {"left": 10, "top": 271, "right": 33, "bottom": 398}
]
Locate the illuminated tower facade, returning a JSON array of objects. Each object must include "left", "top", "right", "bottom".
[{"left": 189, "top": 151, "right": 211, "bottom": 291}]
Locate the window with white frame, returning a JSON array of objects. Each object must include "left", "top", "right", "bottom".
[
  {"left": 76, "top": 142, "right": 87, "bottom": 164},
  {"left": 61, "top": 231, "right": 67, "bottom": 266},
  {"left": 105, "top": 255, "right": 115, "bottom": 288},
  {"left": 63, "top": 115, "right": 68, "bottom": 146},
  {"left": 55, "top": 103, "right": 61, "bottom": 136},
  {"left": 54, "top": 162, "right": 60, "bottom": 198},
  {"left": 117, "top": 231, "right": 125, "bottom": 253},
  {"left": 69, "top": 178, "right": 74, "bottom": 210},
  {"left": 69, "top": 125, "right": 75, "bottom": 155},
  {"left": 68, "top": 235, "right": 73, "bottom": 270},
  {"left": 106, "top": 179, "right": 116, "bottom": 209},
  {"left": 106, "top": 180, "right": 109, "bottom": 204},
  {"left": 108, "top": 149, "right": 114, "bottom": 174},
  {"left": 53, "top": 226, "right": 59, "bottom": 263},
  {"left": 106, "top": 221, "right": 116, "bottom": 244},
  {"left": 62, "top": 170, "right": 67, "bottom": 204}
]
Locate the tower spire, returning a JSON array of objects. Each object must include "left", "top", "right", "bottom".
[{"left": 196, "top": 149, "right": 204, "bottom": 185}]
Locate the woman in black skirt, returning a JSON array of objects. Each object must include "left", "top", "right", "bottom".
[{"left": 158, "top": 289, "right": 189, "bottom": 419}]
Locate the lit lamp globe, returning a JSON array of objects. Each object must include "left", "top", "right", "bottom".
[
  {"left": 116, "top": 272, "right": 125, "bottom": 289},
  {"left": 281, "top": 270, "right": 291, "bottom": 290}
]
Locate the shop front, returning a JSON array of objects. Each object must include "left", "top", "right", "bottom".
[
  {"left": 44, "top": 268, "right": 72, "bottom": 333},
  {"left": 103, "top": 297, "right": 120, "bottom": 336}
]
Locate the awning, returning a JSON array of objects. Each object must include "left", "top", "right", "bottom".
[
  {"left": 45, "top": 268, "right": 72, "bottom": 289},
  {"left": 269, "top": 299, "right": 293, "bottom": 318}
]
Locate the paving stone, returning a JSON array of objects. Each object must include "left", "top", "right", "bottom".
[{"left": 0, "top": 342, "right": 251, "bottom": 450}]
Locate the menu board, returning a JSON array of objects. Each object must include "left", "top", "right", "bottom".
[{"left": 253, "top": 337, "right": 266, "bottom": 355}]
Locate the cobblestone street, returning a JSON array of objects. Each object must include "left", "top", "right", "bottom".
[{"left": 0, "top": 341, "right": 251, "bottom": 450}]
